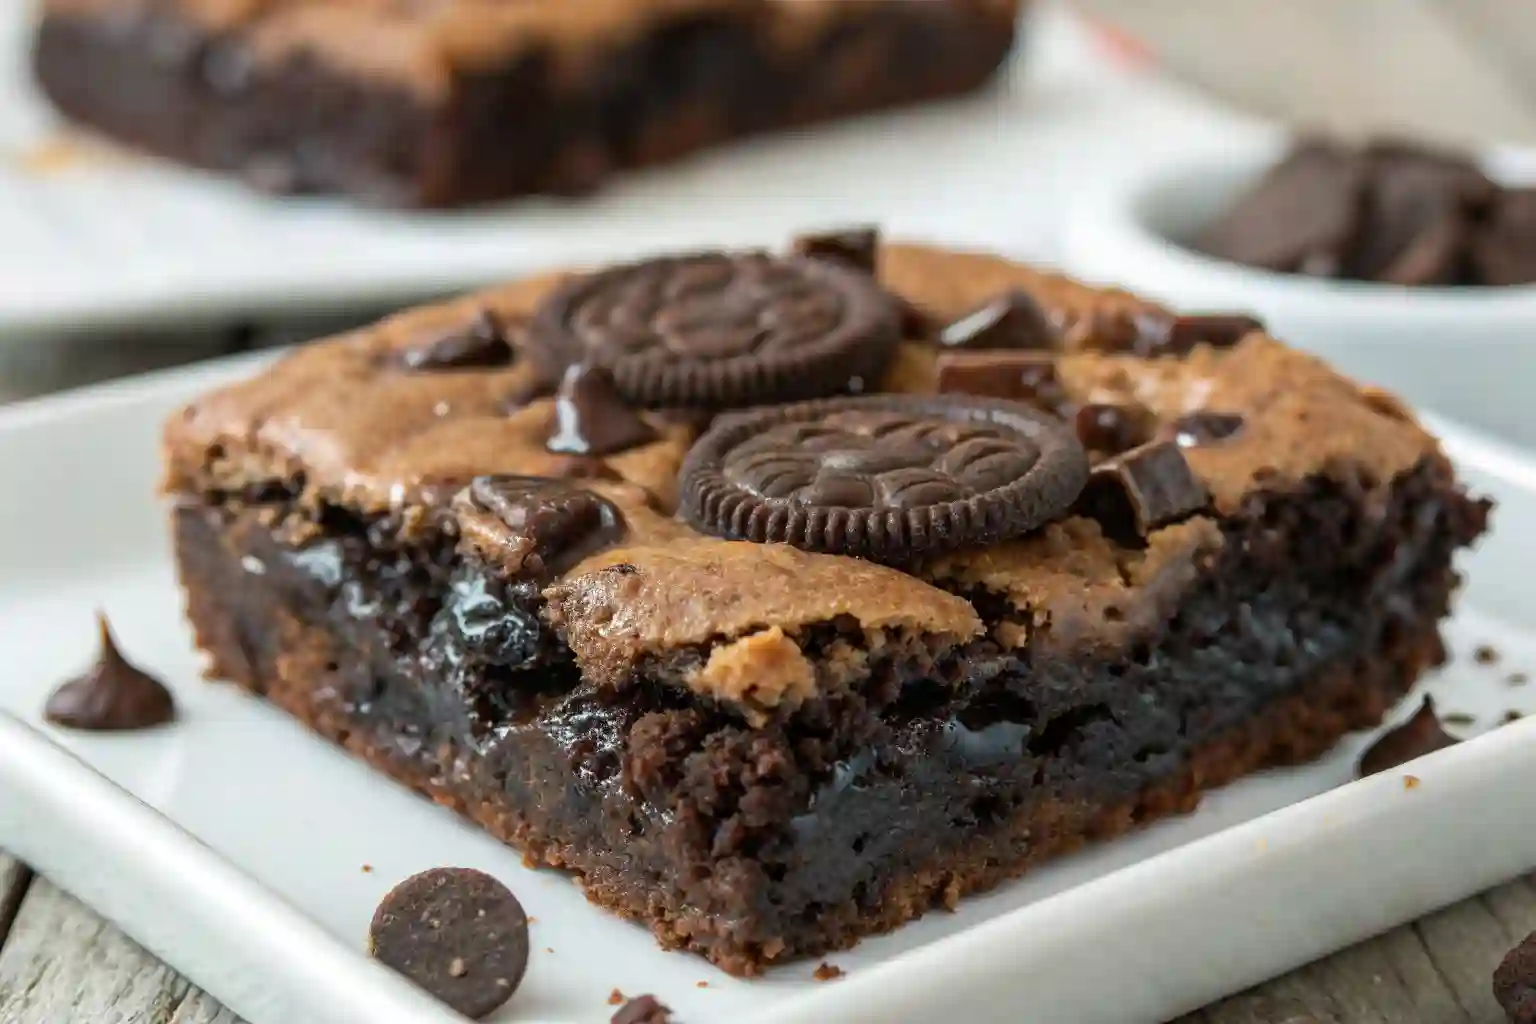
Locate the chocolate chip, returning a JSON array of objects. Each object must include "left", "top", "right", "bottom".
[
  {"left": 1075, "top": 440, "right": 1207, "bottom": 541},
  {"left": 1166, "top": 313, "right": 1265, "bottom": 351},
  {"left": 1074, "top": 402, "right": 1154, "bottom": 457},
  {"left": 936, "top": 290, "right": 1058, "bottom": 351},
  {"left": 547, "top": 364, "right": 659, "bottom": 457},
  {"left": 792, "top": 225, "right": 879, "bottom": 275},
  {"left": 1475, "top": 644, "right": 1501, "bottom": 665},
  {"left": 462, "top": 475, "right": 627, "bottom": 579},
  {"left": 933, "top": 351, "right": 1073, "bottom": 416},
  {"left": 1495, "top": 931, "right": 1536, "bottom": 1024},
  {"left": 367, "top": 867, "right": 528, "bottom": 1020},
  {"left": 611, "top": 994, "right": 672, "bottom": 1024},
  {"left": 400, "top": 309, "right": 515, "bottom": 370},
  {"left": 44, "top": 613, "right": 175, "bottom": 732},
  {"left": 1170, "top": 411, "right": 1245, "bottom": 447},
  {"left": 1357, "top": 695, "right": 1460, "bottom": 777}
]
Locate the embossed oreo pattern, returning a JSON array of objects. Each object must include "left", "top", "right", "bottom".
[
  {"left": 529, "top": 252, "right": 900, "bottom": 408},
  {"left": 680, "top": 395, "right": 1089, "bottom": 561}
]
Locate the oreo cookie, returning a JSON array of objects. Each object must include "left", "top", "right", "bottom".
[
  {"left": 679, "top": 394, "right": 1088, "bottom": 562},
  {"left": 528, "top": 252, "right": 901, "bottom": 409}
]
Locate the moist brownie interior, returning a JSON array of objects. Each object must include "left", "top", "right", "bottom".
[
  {"left": 163, "top": 240, "right": 1490, "bottom": 975},
  {"left": 34, "top": 0, "right": 1021, "bottom": 206}
]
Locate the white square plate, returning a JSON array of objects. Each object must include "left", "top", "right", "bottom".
[
  {"left": 0, "top": 4, "right": 1268, "bottom": 339},
  {"left": 0, "top": 353, "right": 1534, "bottom": 1024}
]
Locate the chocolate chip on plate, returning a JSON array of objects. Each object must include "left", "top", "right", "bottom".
[
  {"left": 792, "top": 225, "right": 880, "bottom": 275},
  {"left": 611, "top": 994, "right": 673, "bottom": 1024},
  {"left": 547, "top": 364, "right": 659, "bottom": 457},
  {"left": 933, "top": 351, "right": 1073, "bottom": 417},
  {"left": 1357, "top": 695, "right": 1460, "bottom": 777},
  {"left": 400, "top": 309, "right": 516, "bottom": 370},
  {"left": 44, "top": 613, "right": 175, "bottom": 731},
  {"left": 1074, "top": 440, "right": 1208, "bottom": 541},
  {"left": 457, "top": 475, "right": 627, "bottom": 579},
  {"left": 529, "top": 251, "right": 901, "bottom": 409},
  {"left": 1495, "top": 930, "right": 1536, "bottom": 1024},
  {"left": 936, "top": 290, "right": 1059, "bottom": 351},
  {"left": 367, "top": 867, "right": 529, "bottom": 1020},
  {"left": 680, "top": 394, "right": 1089, "bottom": 562}
]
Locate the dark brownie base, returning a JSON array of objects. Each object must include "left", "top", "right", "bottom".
[
  {"left": 169, "top": 458, "right": 1486, "bottom": 975},
  {"left": 34, "top": 5, "right": 1017, "bottom": 207}
]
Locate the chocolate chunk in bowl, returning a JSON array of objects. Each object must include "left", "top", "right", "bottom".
[
  {"left": 529, "top": 252, "right": 902, "bottom": 409},
  {"left": 679, "top": 394, "right": 1090, "bottom": 561}
]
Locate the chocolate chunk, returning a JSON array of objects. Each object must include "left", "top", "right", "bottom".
[
  {"left": 547, "top": 364, "right": 659, "bottom": 457},
  {"left": 1357, "top": 695, "right": 1460, "bottom": 777},
  {"left": 460, "top": 476, "right": 627, "bottom": 579},
  {"left": 611, "top": 994, "right": 672, "bottom": 1024},
  {"left": 792, "top": 225, "right": 879, "bottom": 275},
  {"left": 1169, "top": 411, "right": 1245, "bottom": 447},
  {"left": 934, "top": 351, "right": 1072, "bottom": 416},
  {"left": 1075, "top": 440, "right": 1207, "bottom": 541},
  {"left": 1471, "top": 189, "right": 1536, "bottom": 286},
  {"left": 897, "top": 296, "right": 935, "bottom": 340},
  {"left": 1195, "top": 140, "right": 1366, "bottom": 274},
  {"left": 367, "top": 867, "right": 528, "bottom": 1020},
  {"left": 1074, "top": 402, "right": 1154, "bottom": 457},
  {"left": 1166, "top": 313, "right": 1265, "bottom": 352},
  {"left": 400, "top": 309, "right": 515, "bottom": 370},
  {"left": 680, "top": 394, "right": 1089, "bottom": 562},
  {"left": 936, "top": 290, "right": 1058, "bottom": 351},
  {"left": 529, "top": 251, "right": 901, "bottom": 409},
  {"left": 44, "top": 613, "right": 175, "bottom": 732},
  {"left": 1495, "top": 931, "right": 1536, "bottom": 1023}
]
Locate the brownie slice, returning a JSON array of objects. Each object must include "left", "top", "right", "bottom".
[
  {"left": 163, "top": 240, "right": 1489, "bottom": 975},
  {"left": 34, "top": 0, "right": 1021, "bottom": 207}
]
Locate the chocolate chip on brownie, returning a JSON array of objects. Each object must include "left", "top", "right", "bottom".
[
  {"left": 546, "top": 364, "right": 659, "bottom": 457},
  {"left": 1495, "top": 931, "right": 1536, "bottom": 1023},
  {"left": 934, "top": 351, "right": 1073, "bottom": 416},
  {"left": 456, "top": 475, "right": 627, "bottom": 579},
  {"left": 680, "top": 394, "right": 1088, "bottom": 561},
  {"left": 529, "top": 252, "right": 900, "bottom": 409},
  {"left": 792, "top": 226, "right": 880, "bottom": 275},
  {"left": 45, "top": 613, "right": 175, "bottom": 731},
  {"left": 936, "top": 290, "right": 1059, "bottom": 351},
  {"left": 1073, "top": 402, "right": 1155, "bottom": 458},
  {"left": 367, "top": 867, "right": 529, "bottom": 1020},
  {"left": 400, "top": 309, "right": 516, "bottom": 370},
  {"left": 1075, "top": 440, "right": 1208, "bottom": 541},
  {"left": 610, "top": 994, "right": 672, "bottom": 1024},
  {"left": 1357, "top": 695, "right": 1460, "bottom": 777}
]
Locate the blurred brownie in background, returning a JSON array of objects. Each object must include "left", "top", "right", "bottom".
[{"left": 33, "top": 0, "right": 1022, "bottom": 208}]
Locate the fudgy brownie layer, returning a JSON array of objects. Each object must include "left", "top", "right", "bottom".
[
  {"left": 172, "top": 456, "right": 1485, "bottom": 974},
  {"left": 34, "top": 4, "right": 1015, "bottom": 206}
]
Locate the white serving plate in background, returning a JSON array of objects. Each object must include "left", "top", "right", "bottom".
[
  {"left": 0, "top": 3, "right": 1269, "bottom": 340},
  {"left": 1, "top": 353, "right": 1536, "bottom": 1024}
]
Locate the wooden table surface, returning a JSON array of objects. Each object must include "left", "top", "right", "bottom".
[{"left": 5, "top": 1, "right": 1536, "bottom": 1020}]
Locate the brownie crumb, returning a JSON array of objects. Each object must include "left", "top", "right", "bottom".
[
  {"left": 1475, "top": 644, "right": 1501, "bottom": 665},
  {"left": 362, "top": 864, "right": 373, "bottom": 873},
  {"left": 695, "top": 981, "right": 709, "bottom": 989},
  {"left": 1358, "top": 695, "right": 1460, "bottom": 777},
  {"left": 1510, "top": 672, "right": 1529, "bottom": 686},
  {"left": 608, "top": 989, "right": 626, "bottom": 1006},
  {"left": 367, "top": 868, "right": 529, "bottom": 1020},
  {"left": 44, "top": 613, "right": 176, "bottom": 732},
  {"left": 1494, "top": 930, "right": 1536, "bottom": 1023},
  {"left": 1404, "top": 774, "right": 1421, "bottom": 790},
  {"left": 611, "top": 993, "right": 672, "bottom": 1024},
  {"left": 1442, "top": 711, "right": 1477, "bottom": 727},
  {"left": 813, "top": 962, "right": 846, "bottom": 981},
  {"left": 1505, "top": 710, "right": 1525, "bottom": 724}
]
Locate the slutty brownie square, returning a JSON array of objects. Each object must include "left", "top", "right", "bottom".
[
  {"left": 163, "top": 231, "right": 1489, "bottom": 974},
  {"left": 35, "top": 0, "right": 1021, "bottom": 206}
]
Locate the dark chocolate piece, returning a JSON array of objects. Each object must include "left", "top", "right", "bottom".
[
  {"left": 1075, "top": 440, "right": 1207, "bottom": 540},
  {"left": 530, "top": 252, "right": 901, "bottom": 409},
  {"left": 44, "top": 613, "right": 175, "bottom": 732},
  {"left": 547, "top": 365, "right": 660, "bottom": 457},
  {"left": 367, "top": 867, "right": 529, "bottom": 1020},
  {"left": 1495, "top": 930, "right": 1536, "bottom": 1024},
  {"left": 459, "top": 475, "right": 627, "bottom": 579},
  {"left": 1165, "top": 314, "right": 1266, "bottom": 352},
  {"left": 936, "top": 290, "right": 1058, "bottom": 351},
  {"left": 792, "top": 226, "right": 879, "bottom": 275},
  {"left": 680, "top": 394, "right": 1089, "bottom": 561},
  {"left": 1357, "top": 695, "right": 1460, "bottom": 777},
  {"left": 1074, "top": 402, "right": 1155, "bottom": 457},
  {"left": 401, "top": 310, "right": 515, "bottom": 371},
  {"left": 933, "top": 351, "right": 1072, "bottom": 416},
  {"left": 1169, "top": 411, "right": 1245, "bottom": 448},
  {"left": 611, "top": 994, "right": 672, "bottom": 1024}
]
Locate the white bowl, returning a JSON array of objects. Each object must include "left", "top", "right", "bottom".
[{"left": 1060, "top": 140, "right": 1536, "bottom": 448}]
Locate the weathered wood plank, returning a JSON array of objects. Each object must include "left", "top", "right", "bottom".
[
  {"left": 0, "top": 854, "right": 31, "bottom": 948},
  {"left": 1411, "top": 897, "right": 1515, "bottom": 1021},
  {"left": 0, "top": 876, "right": 241, "bottom": 1024}
]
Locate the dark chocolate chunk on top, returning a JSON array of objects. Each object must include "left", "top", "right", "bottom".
[
  {"left": 546, "top": 364, "right": 659, "bottom": 457},
  {"left": 792, "top": 225, "right": 880, "bottom": 275},
  {"left": 937, "top": 289, "right": 1058, "bottom": 351},
  {"left": 1075, "top": 440, "right": 1207, "bottom": 541},
  {"left": 459, "top": 475, "right": 627, "bottom": 579},
  {"left": 400, "top": 309, "right": 516, "bottom": 370}
]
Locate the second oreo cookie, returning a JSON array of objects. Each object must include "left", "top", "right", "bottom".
[
  {"left": 680, "top": 395, "right": 1089, "bottom": 561},
  {"left": 528, "top": 251, "right": 901, "bottom": 409}
]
